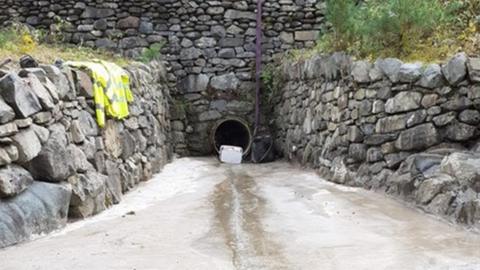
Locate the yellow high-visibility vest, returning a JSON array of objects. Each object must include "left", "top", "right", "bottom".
[{"left": 66, "top": 60, "right": 133, "bottom": 128}]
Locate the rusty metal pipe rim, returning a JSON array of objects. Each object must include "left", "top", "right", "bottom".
[{"left": 211, "top": 117, "right": 253, "bottom": 156}]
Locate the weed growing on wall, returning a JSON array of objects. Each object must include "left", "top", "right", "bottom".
[
  {"left": 139, "top": 42, "right": 165, "bottom": 63},
  {"left": 261, "top": 63, "right": 284, "bottom": 110}
]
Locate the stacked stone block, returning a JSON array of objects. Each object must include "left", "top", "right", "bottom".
[
  {"left": 274, "top": 52, "right": 480, "bottom": 228},
  {"left": 0, "top": 0, "right": 326, "bottom": 155},
  {"left": 0, "top": 60, "right": 172, "bottom": 248}
]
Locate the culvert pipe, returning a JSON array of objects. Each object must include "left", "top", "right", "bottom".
[{"left": 211, "top": 118, "right": 253, "bottom": 156}]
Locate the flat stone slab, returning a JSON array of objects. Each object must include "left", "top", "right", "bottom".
[{"left": 0, "top": 181, "right": 71, "bottom": 248}]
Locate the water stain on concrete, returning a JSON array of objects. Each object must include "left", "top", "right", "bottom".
[{"left": 212, "top": 166, "right": 289, "bottom": 270}]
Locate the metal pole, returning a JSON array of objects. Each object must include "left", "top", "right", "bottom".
[{"left": 254, "top": 0, "right": 263, "bottom": 135}]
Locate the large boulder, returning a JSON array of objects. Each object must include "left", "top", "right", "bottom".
[
  {"left": 0, "top": 74, "right": 42, "bottom": 118},
  {"left": 395, "top": 123, "right": 439, "bottom": 151},
  {"left": 121, "top": 130, "right": 136, "bottom": 160},
  {"left": 425, "top": 191, "right": 455, "bottom": 216},
  {"left": 442, "top": 53, "right": 467, "bottom": 86},
  {"left": 398, "top": 63, "right": 422, "bottom": 83},
  {"left": 23, "top": 68, "right": 59, "bottom": 103},
  {"left": 0, "top": 145, "right": 19, "bottom": 166},
  {"left": 27, "top": 124, "right": 74, "bottom": 182},
  {"left": 179, "top": 47, "right": 203, "bottom": 60},
  {"left": 68, "top": 172, "right": 107, "bottom": 219},
  {"left": 440, "top": 152, "right": 480, "bottom": 191},
  {"left": 0, "top": 165, "right": 33, "bottom": 198},
  {"left": 0, "top": 98, "right": 15, "bottom": 124},
  {"left": 78, "top": 111, "right": 99, "bottom": 136},
  {"left": 24, "top": 73, "right": 55, "bottom": 111},
  {"left": 348, "top": 143, "right": 367, "bottom": 162},
  {"left": 210, "top": 73, "right": 240, "bottom": 91},
  {"left": 0, "top": 122, "right": 18, "bottom": 138},
  {"left": 224, "top": 9, "right": 256, "bottom": 20},
  {"left": 453, "top": 188, "right": 480, "bottom": 225},
  {"left": 385, "top": 92, "right": 422, "bottom": 114},
  {"left": 119, "top": 37, "right": 148, "bottom": 49},
  {"left": 330, "top": 156, "right": 353, "bottom": 185},
  {"left": 415, "top": 174, "right": 456, "bottom": 205},
  {"left": 0, "top": 182, "right": 71, "bottom": 248},
  {"left": 467, "top": 57, "right": 480, "bottom": 82},
  {"left": 70, "top": 120, "right": 86, "bottom": 144},
  {"left": 375, "top": 58, "right": 403, "bottom": 83},
  {"left": 417, "top": 64, "right": 445, "bottom": 89},
  {"left": 11, "top": 128, "right": 42, "bottom": 163},
  {"left": 73, "top": 70, "right": 94, "bottom": 98},
  {"left": 376, "top": 114, "right": 407, "bottom": 133},
  {"left": 177, "top": 74, "right": 210, "bottom": 93},
  {"left": 40, "top": 65, "right": 74, "bottom": 100},
  {"left": 444, "top": 121, "right": 476, "bottom": 142},
  {"left": 105, "top": 160, "right": 122, "bottom": 205},
  {"left": 81, "top": 7, "right": 115, "bottom": 19},
  {"left": 103, "top": 120, "right": 123, "bottom": 158},
  {"left": 441, "top": 96, "right": 472, "bottom": 111},
  {"left": 351, "top": 61, "right": 372, "bottom": 83},
  {"left": 67, "top": 144, "right": 94, "bottom": 173},
  {"left": 386, "top": 153, "right": 444, "bottom": 197},
  {"left": 433, "top": 112, "right": 457, "bottom": 127},
  {"left": 117, "top": 16, "right": 140, "bottom": 29},
  {"left": 459, "top": 110, "right": 480, "bottom": 125}
]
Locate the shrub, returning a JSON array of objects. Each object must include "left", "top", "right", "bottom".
[
  {"left": 0, "top": 24, "right": 37, "bottom": 53},
  {"left": 139, "top": 42, "right": 165, "bottom": 63},
  {"left": 260, "top": 63, "right": 284, "bottom": 109},
  {"left": 324, "top": 0, "right": 359, "bottom": 51},
  {"left": 0, "top": 23, "right": 129, "bottom": 66},
  {"left": 443, "top": 0, "right": 480, "bottom": 29},
  {"left": 320, "top": 0, "right": 454, "bottom": 60},
  {"left": 359, "top": 0, "right": 449, "bottom": 56}
]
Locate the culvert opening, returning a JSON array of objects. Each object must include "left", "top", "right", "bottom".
[{"left": 211, "top": 118, "right": 252, "bottom": 156}]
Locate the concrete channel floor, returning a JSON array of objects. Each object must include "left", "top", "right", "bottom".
[{"left": 0, "top": 157, "right": 479, "bottom": 270}]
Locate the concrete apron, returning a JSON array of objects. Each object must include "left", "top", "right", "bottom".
[{"left": 0, "top": 157, "right": 479, "bottom": 270}]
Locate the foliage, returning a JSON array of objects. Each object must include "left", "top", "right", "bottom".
[
  {"left": 318, "top": 0, "right": 472, "bottom": 62},
  {"left": 0, "top": 23, "right": 129, "bottom": 66},
  {"left": 324, "top": 0, "right": 359, "bottom": 51},
  {"left": 359, "top": 0, "right": 449, "bottom": 56},
  {"left": 44, "top": 16, "right": 73, "bottom": 44},
  {"left": 0, "top": 24, "right": 37, "bottom": 53},
  {"left": 260, "top": 64, "right": 283, "bottom": 107},
  {"left": 138, "top": 42, "right": 165, "bottom": 63},
  {"left": 443, "top": 0, "right": 480, "bottom": 30}
]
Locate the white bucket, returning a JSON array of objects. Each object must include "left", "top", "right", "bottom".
[{"left": 219, "top": 145, "right": 243, "bottom": 164}]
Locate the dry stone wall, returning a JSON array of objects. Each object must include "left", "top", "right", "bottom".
[
  {"left": 274, "top": 52, "right": 480, "bottom": 228},
  {"left": 0, "top": 0, "right": 326, "bottom": 155},
  {"left": 0, "top": 60, "right": 172, "bottom": 248}
]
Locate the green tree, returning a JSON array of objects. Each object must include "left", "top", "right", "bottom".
[
  {"left": 325, "top": 0, "right": 359, "bottom": 51},
  {"left": 359, "top": 0, "right": 448, "bottom": 56}
]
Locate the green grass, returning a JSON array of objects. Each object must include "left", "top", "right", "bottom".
[
  {"left": 303, "top": 0, "right": 480, "bottom": 63},
  {"left": 0, "top": 24, "right": 130, "bottom": 66}
]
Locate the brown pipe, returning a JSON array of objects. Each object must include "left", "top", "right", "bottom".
[{"left": 211, "top": 117, "right": 253, "bottom": 156}]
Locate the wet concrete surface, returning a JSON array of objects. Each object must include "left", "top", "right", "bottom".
[{"left": 0, "top": 157, "right": 479, "bottom": 270}]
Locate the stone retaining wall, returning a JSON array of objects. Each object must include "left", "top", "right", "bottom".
[
  {"left": 273, "top": 52, "right": 480, "bottom": 228},
  {"left": 0, "top": 60, "right": 172, "bottom": 248},
  {"left": 0, "top": 0, "right": 326, "bottom": 155}
]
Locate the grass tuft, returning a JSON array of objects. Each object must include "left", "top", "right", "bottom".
[{"left": 0, "top": 24, "right": 130, "bottom": 66}]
